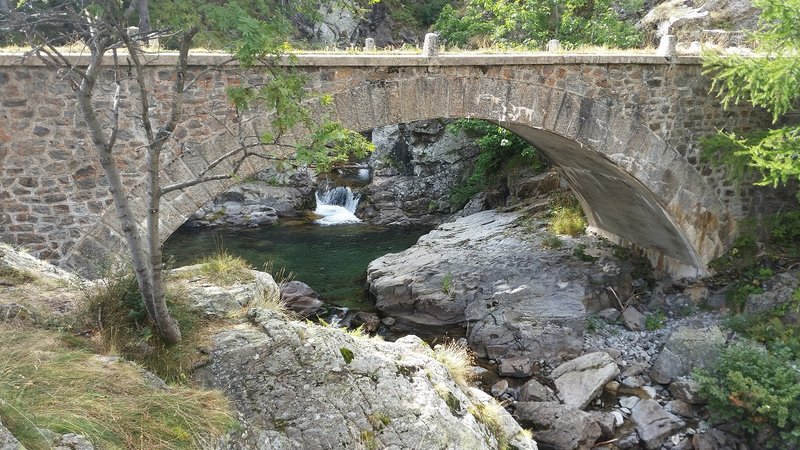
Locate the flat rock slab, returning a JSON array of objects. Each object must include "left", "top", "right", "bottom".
[
  {"left": 514, "top": 402, "right": 601, "bottom": 450},
  {"left": 631, "top": 399, "right": 686, "bottom": 450},
  {"left": 552, "top": 352, "right": 620, "bottom": 410},
  {"left": 367, "top": 210, "right": 625, "bottom": 361}
]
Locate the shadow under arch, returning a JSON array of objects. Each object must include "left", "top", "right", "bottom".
[{"left": 67, "top": 73, "right": 733, "bottom": 277}]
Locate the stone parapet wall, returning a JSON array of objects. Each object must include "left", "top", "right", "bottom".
[{"left": 0, "top": 52, "right": 775, "bottom": 275}]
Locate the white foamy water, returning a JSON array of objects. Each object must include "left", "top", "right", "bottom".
[{"left": 314, "top": 187, "right": 362, "bottom": 225}]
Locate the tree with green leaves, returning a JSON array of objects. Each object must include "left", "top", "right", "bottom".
[
  {"left": 434, "top": 0, "right": 643, "bottom": 49},
  {"left": 702, "top": 0, "right": 800, "bottom": 189},
  {"left": 1, "top": 0, "right": 372, "bottom": 343}
]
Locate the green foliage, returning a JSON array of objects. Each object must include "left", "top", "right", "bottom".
[
  {"left": 725, "top": 290, "right": 800, "bottom": 362},
  {"left": 702, "top": 0, "right": 800, "bottom": 187},
  {"left": 541, "top": 233, "right": 564, "bottom": 249},
  {"left": 644, "top": 311, "right": 665, "bottom": 331},
  {"left": 448, "top": 119, "right": 543, "bottom": 209},
  {"left": 573, "top": 244, "right": 598, "bottom": 262},
  {"left": 549, "top": 193, "right": 587, "bottom": 236},
  {"left": 696, "top": 342, "right": 800, "bottom": 448},
  {"left": 340, "top": 347, "right": 355, "bottom": 364},
  {"left": 441, "top": 272, "right": 454, "bottom": 295},
  {"left": 297, "top": 122, "right": 374, "bottom": 172},
  {"left": 434, "top": 0, "right": 643, "bottom": 49},
  {"left": 384, "top": 0, "right": 450, "bottom": 28}
]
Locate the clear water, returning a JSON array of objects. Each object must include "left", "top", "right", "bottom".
[{"left": 163, "top": 220, "right": 431, "bottom": 310}]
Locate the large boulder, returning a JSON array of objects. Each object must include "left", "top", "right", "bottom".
[
  {"left": 197, "top": 308, "right": 537, "bottom": 450},
  {"left": 514, "top": 402, "right": 601, "bottom": 450},
  {"left": 0, "top": 419, "right": 23, "bottom": 450},
  {"left": 174, "top": 267, "right": 280, "bottom": 318},
  {"left": 367, "top": 210, "right": 628, "bottom": 362},
  {"left": 649, "top": 325, "right": 725, "bottom": 384},
  {"left": 360, "top": 121, "right": 480, "bottom": 227},
  {"left": 551, "top": 352, "right": 620, "bottom": 410}
]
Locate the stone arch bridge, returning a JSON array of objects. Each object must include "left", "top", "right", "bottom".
[{"left": 0, "top": 53, "right": 771, "bottom": 276}]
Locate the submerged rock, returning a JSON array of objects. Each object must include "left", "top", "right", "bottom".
[{"left": 198, "top": 308, "right": 537, "bottom": 450}]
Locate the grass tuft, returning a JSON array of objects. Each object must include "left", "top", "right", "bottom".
[
  {"left": 432, "top": 341, "right": 474, "bottom": 389},
  {"left": 192, "top": 251, "right": 254, "bottom": 286},
  {"left": 468, "top": 400, "right": 510, "bottom": 450},
  {"left": 82, "top": 273, "right": 216, "bottom": 383},
  {"left": 0, "top": 265, "right": 36, "bottom": 286},
  {"left": 548, "top": 192, "right": 587, "bottom": 236},
  {"left": 0, "top": 324, "right": 234, "bottom": 449}
]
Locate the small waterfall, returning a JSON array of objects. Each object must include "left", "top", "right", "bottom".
[{"left": 314, "top": 186, "right": 362, "bottom": 225}]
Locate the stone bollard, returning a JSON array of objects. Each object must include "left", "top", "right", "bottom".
[
  {"left": 422, "top": 33, "right": 439, "bottom": 57},
  {"left": 688, "top": 41, "right": 702, "bottom": 54},
  {"left": 126, "top": 26, "right": 139, "bottom": 37},
  {"left": 546, "top": 39, "right": 561, "bottom": 52},
  {"left": 657, "top": 35, "right": 676, "bottom": 57},
  {"left": 364, "top": 38, "right": 376, "bottom": 53}
]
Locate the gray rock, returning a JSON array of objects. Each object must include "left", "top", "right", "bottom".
[
  {"left": 589, "top": 411, "right": 616, "bottom": 437},
  {"left": 552, "top": 352, "right": 620, "bottom": 410},
  {"left": 616, "top": 432, "right": 641, "bottom": 449},
  {"left": 514, "top": 402, "right": 601, "bottom": 450},
  {"left": 520, "top": 378, "right": 558, "bottom": 403},
  {"left": 664, "top": 400, "right": 697, "bottom": 419},
  {"left": 597, "top": 308, "right": 620, "bottom": 322},
  {"left": 176, "top": 267, "right": 280, "bottom": 318},
  {"left": 744, "top": 270, "right": 799, "bottom": 316},
  {"left": 491, "top": 379, "right": 509, "bottom": 397},
  {"left": 54, "top": 433, "right": 95, "bottom": 450},
  {"left": 611, "top": 410, "right": 625, "bottom": 428},
  {"left": 669, "top": 378, "right": 705, "bottom": 405},
  {"left": 622, "top": 307, "right": 646, "bottom": 331},
  {"left": 362, "top": 121, "right": 480, "bottom": 227},
  {"left": 619, "top": 396, "right": 641, "bottom": 410},
  {"left": 631, "top": 399, "right": 686, "bottom": 450},
  {"left": 499, "top": 355, "right": 535, "bottom": 378},
  {"left": 279, "top": 281, "right": 325, "bottom": 319},
  {"left": 650, "top": 325, "right": 725, "bottom": 384},
  {"left": 0, "top": 419, "right": 23, "bottom": 450},
  {"left": 368, "top": 210, "right": 626, "bottom": 362},
  {"left": 692, "top": 428, "right": 748, "bottom": 450},
  {"left": 197, "top": 309, "right": 537, "bottom": 450}
]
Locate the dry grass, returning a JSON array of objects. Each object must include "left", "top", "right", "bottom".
[
  {"left": 83, "top": 274, "right": 217, "bottom": 383},
  {"left": 432, "top": 341, "right": 475, "bottom": 389},
  {"left": 0, "top": 324, "right": 234, "bottom": 449},
  {"left": 468, "top": 399, "right": 510, "bottom": 450},
  {"left": 174, "top": 251, "right": 255, "bottom": 286}
]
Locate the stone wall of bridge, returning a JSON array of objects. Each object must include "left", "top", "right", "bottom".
[{"left": 0, "top": 53, "right": 775, "bottom": 275}]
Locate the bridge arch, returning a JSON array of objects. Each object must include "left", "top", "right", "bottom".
[
  {"left": 66, "top": 70, "right": 732, "bottom": 277},
  {"left": 0, "top": 51, "right": 770, "bottom": 280}
]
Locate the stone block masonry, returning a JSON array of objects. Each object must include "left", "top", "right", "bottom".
[{"left": 0, "top": 52, "right": 776, "bottom": 276}]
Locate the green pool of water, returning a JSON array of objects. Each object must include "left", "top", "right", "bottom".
[{"left": 164, "top": 220, "right": 431, "bottom": 310}]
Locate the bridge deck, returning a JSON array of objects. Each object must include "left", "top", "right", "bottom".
[{"left": 0, "top": 52, "right": 702, "bottom": 67}]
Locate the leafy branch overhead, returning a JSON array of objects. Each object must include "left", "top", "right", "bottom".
[{"left": 702, "top": 0, "right": 800, "bottom": 188}]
